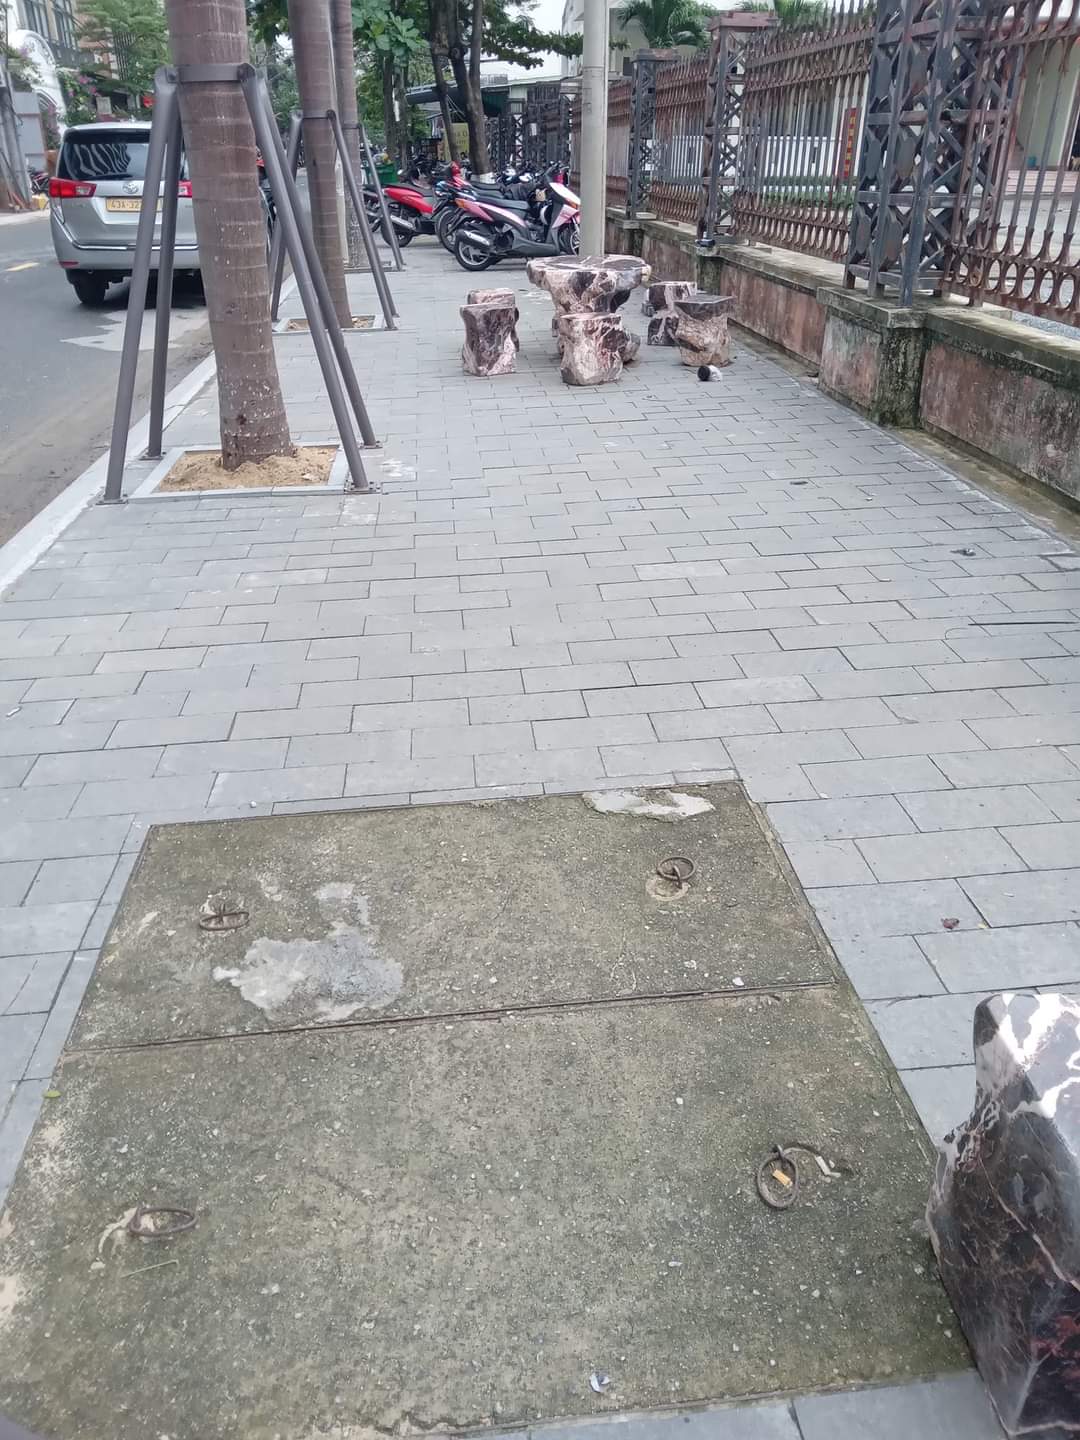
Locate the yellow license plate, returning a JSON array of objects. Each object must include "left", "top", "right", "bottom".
[{"left": 106, "top": 197, "right": 144, "bottom": 212}]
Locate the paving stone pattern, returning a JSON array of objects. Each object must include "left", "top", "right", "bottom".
[{"left": 0, "top": 249, "right": 1076, "bottom": 1426}]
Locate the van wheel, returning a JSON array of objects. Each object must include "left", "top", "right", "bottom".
[{"left": 70, "top": 273, "right": 109, "bottom": 306}]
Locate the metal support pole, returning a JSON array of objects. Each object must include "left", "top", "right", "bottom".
[
  {"left": 357, "top": 122, "right": 405, "bottom": 271},
  {"left": 102, "top": 71, "right": 177, "bottom": 504},
  {"left": 328, "top": 108, "right": 397, "bottom": 327},
  {"left": 243, "top": 66, "right": 377, "bottom": 485},
  {"left": 270, "top": 111, "right": 302, "bottom": 323},
  {"left": 146, "top": 97, "right": 183, "bottom": 459},
  {"left": 580, "top": 0, "right": 608, "bottom": 257}
]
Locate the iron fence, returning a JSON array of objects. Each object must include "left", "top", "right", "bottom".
[
  {"left": 573, "top": 0, "right": 1080, "bottom": 326},
  {"left": 732, "top": 5, "right": 874, "bottom": 264},
  {"left": 650, "top": 56, "right": 710, "bottom": 226},
  {"left": 942, "top": 0, "right": 1080, "bottom": 323},
  {"left": 606, "top": 77, "right": 633, "bottom": 207}
]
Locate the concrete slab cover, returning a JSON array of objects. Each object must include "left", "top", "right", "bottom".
[
  {"left": 71, "top": 786, "right": 830, "bottom": 1047},
  {"left": 0, "top": 994, "right": 964, "bottom": 1439},
  {"left": 0, "top": 785, "right": 967, "bottom": 1436}
]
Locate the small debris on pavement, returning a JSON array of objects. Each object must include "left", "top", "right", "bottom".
[
  {"left": 589, "top": 1371, "right": 611, "bottom": 1394},
  {"left": 941, "top": 917, "right": 960, "bottom": 930},
  {"left": 732, "top": 976, "right": 745, "bottom": 988}
]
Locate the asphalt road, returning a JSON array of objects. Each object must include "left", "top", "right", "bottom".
[{"left": 0, "top": 211, "right": 214, "bottom": 547}]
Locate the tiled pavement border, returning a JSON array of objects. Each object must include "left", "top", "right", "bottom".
[{"left": 7, "top": 244, "right": 1079, "bottom": 1433}]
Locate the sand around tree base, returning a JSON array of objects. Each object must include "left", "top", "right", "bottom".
[
  {"left": 285, "top": 315, "right": 374, "bottom": 331},
  {"left": 158, "top": 446, "right": 338, "bottom": 493}
]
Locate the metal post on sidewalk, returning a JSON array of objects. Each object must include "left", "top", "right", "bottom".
[
  {"left": 328, "top": 107, "right": 397, "bottom": 326},
  {"left": 580, "top": 0, "right": 608, "bottom": 258},
  {"left": 357, "top": 122, "right": 405, "bottom": 271},
  {"left": 269, "top": 112, "right": 302, "bottom": 323},
  {"left": 103, "top": 68, "right": 177, "bottom": 504},
  {"left": 243, "top": 66, "right": 378, "bottom": 465},
  {"left": 146, "top": 93, "right": 183, "bottom": 460}
]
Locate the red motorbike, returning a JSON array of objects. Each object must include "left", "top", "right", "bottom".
[{"left": 363, "top": 179, "right": 436, "bottom": 246}]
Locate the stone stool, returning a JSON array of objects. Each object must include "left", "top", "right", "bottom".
[
  {"left": 643, "top": 280, "right": 697, "bottom": 346},
  {"left": 557, "top": 313, "right": 624, "bottom": 386},
  {"left": 467, "top": 287, "right": 519, "bottom": 349},
  {"left": 673, "top": 295, "right": 734, "bottom": 368},
  {"left": 460, "top": 301, "right": 516, "bottom": 377},
  {"left": 928, "top": 992, "right": 1080, "bottom": 1436}
]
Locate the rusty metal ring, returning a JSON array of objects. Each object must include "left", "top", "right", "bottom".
[
  {"left": 127, "top": 1204, "right": 197, "bottom": 1239},
  {"left": 656, "top": 856, "right": 695, "bottom": 885}
]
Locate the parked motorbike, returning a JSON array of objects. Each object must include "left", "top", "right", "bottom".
[
  {"left": 363, "top": 179, "right": 437, "bottom": 246},
  {"left": 435, "top": 163, "right": 556, "bottom": 255},
  {"left": 452, "top": 172, "right": 580, "bottom": 272}
]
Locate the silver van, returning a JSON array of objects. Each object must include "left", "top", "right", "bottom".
[{"left": 49, "top": 121, "right": 200, "bottom": 306}]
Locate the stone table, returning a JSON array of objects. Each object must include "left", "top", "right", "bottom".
[
  {"left": 928, "top": 991, "right": 1080, "bottom": 1436},
  {"left": 527, "top": 254, "right": 651, "bottom": 383}
]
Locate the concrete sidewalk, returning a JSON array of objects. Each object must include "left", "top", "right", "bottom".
[{"left": 1, "top": 239, "right": 1077, "bottom": 1433}]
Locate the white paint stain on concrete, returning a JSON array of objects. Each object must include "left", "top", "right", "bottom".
[
  {"left": 213, "top": 884, "right": 402, "bottom": 1024},
  {"left": 583, "top": 789, "right": 714, "bottom": 822}
]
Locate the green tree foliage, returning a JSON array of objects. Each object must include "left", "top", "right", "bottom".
[
  {"left": 79, "top": 0, "right": 170, "bottom": 93},
  {"left": 613, "top": 0, "right": 711, "bottom": 48},
  {"left": 738, "top": 0, "right": 829, "bottom": 27}
]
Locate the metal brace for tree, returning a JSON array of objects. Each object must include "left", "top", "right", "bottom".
[{"left": 103, "top": 64, "right": 388, "bottom": 502}]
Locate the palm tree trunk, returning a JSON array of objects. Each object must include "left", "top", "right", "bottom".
[
  {"left": 329, "top": 0, "right": 364, "bottom": 269},
  {"left": 380, "top": 53, "right": 398, "bottom": 172},
  {"left": 429, "top": 0, "right": 460, "bottom": 164},
  {"left": 443, "top": 0, "right": 489, "bottom": 175},
  {"left": 164, "top": 0, "right": 292, "bottom": 469},
  {"left": 288, "top": 0, "right": 351, "bottom": 327}
]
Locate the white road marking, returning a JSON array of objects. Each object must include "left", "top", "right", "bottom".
[{"left": 62, "top": 306, "right": 208, "bottom": 352}]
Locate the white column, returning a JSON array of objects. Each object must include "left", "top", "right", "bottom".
[{"left": 579, "top": 0, "right": 608, "bottom": 257}]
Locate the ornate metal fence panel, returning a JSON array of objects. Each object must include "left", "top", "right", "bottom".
[
  {"left": 845, "top": 0, "right": 989, "bottom": 302},
  {"left": 606, "top": 76, "right": 633, "bottom": 208},
  {"left": 569, "top": 90, "right": 582, "bottom": 190},
  {"left": 698, "top": 15, "right": 776, "bottom": 245},
  {"left": 650, "top": 56, "right": 710, "bottom": 226},
  {"left": 729, "top": 4, "right": 874, "bottom": 263},
  {"left": 523, "top": 82, "right": 571, "bottom": 172},
  {"left": 942, "top": 0, "right": 1080, "bottom": 323},
  {"left": 627, "top": 53, "right": 660, "bottom": 216}
]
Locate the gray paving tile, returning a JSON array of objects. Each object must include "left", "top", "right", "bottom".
[
  {"left": 535, "top": 715, "right": 654, "bottom": 751},
  {"left": 968, "top": 714, "right": 1080, "bottom": 749},
  {"left": 71, "top": 774, "right": 214, "bottom": 818},
  {"left": 601, "top": 739, "right": 728, "bottom": 777},
  {"left": 998, "top": 820, "right": 1080, "bottom": 869},
  {"left": 182, "top": 683, "right": 302, "bottom": 716},
  {"left": 230, "top": 709, "right": 354, "bottom": 743},
  {"left": 26, "top": 745, "right": 162, "bottom": 786},
  {"left": 0, "top": 1012, "right": 45, "bottom": 1084},
  {"left": 898, "top": 784, "right": 1057, "bottom": 832},
  {"left": 903, "top": 1066, "right": 978, "bottom": 1145},
  {"left": 885, "top": 689, "right": 1016, "bottom": 722},
  {"left": 0, "top": 862, "right": 38, "bottom": 908},
  {"left": 785, "top": 840, "right": 876, "bottom": 887},
  {"left": 470, "top": 691, "right": 585, "bottom": 725},
  {"left": 107, "top": 714, "right": 233, "bottom": 748},
  {"left": 803, "top": 755, "right": 951, "bottom": 798},
  {"left": 767, "top": 795, "right": 915, "bottom": 843},
  {"left": 849, "top": 720, "right": 985, "bottom": 759},
  {"left": 726, "top": 730, "right": 858, "bottom": 769},
  {"left": 1030, "top": 781, "right": 1080, "bottom": 820},
  {"left": 26, "top": 855, "right": 116, "bottom": 906},
  {"left": 156, "top": 738, "right": 289, "bottom": 775},
  {"left": 961, "top": 868, "right": 1080, "bottom": 926},
  {"left": 488, "top": 1402, "right": 801, "bottom": 1440},
  {"left": 0, "top": 902, "right": 95, "bottom": 958},
  {"left": 810, "top": 879, "right": 982, "bottom": 942},
  {"left": 584, "top": 683, "right": 701, "bottom": 716},
  {"left": 856, "top": 828, "right": 1024, "bottom": 883},
  {"left": 208, "top": 763, "right": 346, "bottom": 807},
  {"left": 0, "top": 815, "right": 131, "bottom": 864},
  {"left": 24, "top": 951, "right": 96, "bottom": 1081},
  {"left": 933, "top": 745, "right": 1080, "bottom": 787},
  {"left": 831, "top": 936, "right": 944, "bottom": 1000},
  {"left": 0, "top": 719, "right": 112, "bottom": 757},
  {"left": 867, "top": 992, "right": 987, "bottom": 1069},
  {"left": 919, "top": 923, "right": 1080, "bottom": 991},
  {"left": 346, "top": 756, "right": 476, "bottom": 796}
]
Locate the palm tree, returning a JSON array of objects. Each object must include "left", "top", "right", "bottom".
[
  {"left": 288, "top": 0, "right": 352, "bottom": 327},
  {"left": 329, "top": 0, "right": 365, "bottom": 268},
  {"left": 613, "top": 0, "right": 710, "bottom": 49},
  {"left": 738, "top": 0, "right": 829, "bottom": 28},
  {"left": 164, "top": 0, "right": 293, "bottom": 469}
]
